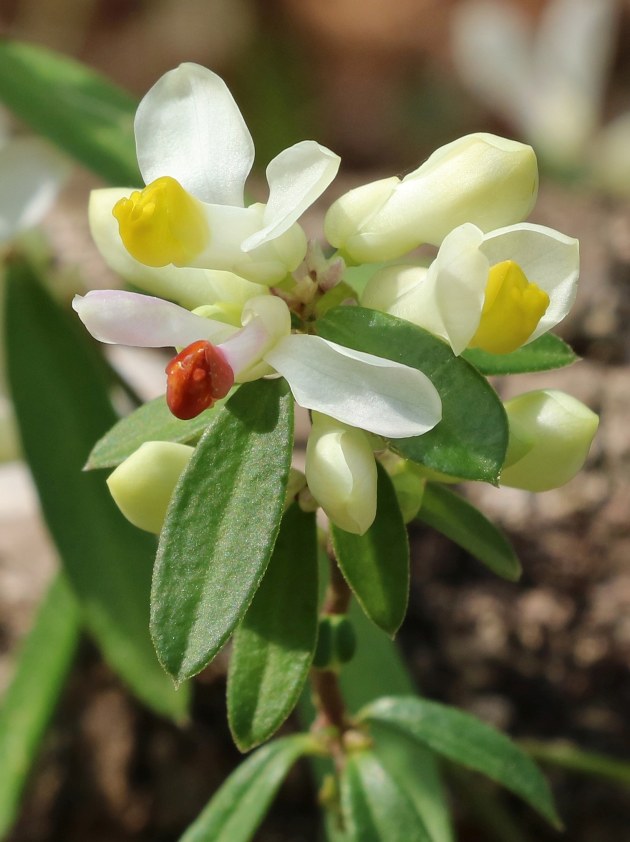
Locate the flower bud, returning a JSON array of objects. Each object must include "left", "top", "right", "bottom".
[
  {"left": 325, "top": 133, "right": 538, "bottom": 263},
  {"left": 500, "top": 390, "right": 598, "bottom": 492},
  {"left": 106, "top": 441, "right": 193, "bottom": 533},
  {"left": 305, "top": 413, "right": 377, "bottom": 535}
]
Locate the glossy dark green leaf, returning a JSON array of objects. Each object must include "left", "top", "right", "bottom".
[
  {"left": 360, "top": 696, "right": 562, "bottom": 828},
  {"left": 418, "top": 483, "right": 521, "bottom": 581},
  {"left": 0, "top": 40, "right": 140, "bottom": 184},
  {"left": 462, "top": 334, "right": 577, "bottom": 375},
  {"left": 317, "top": 308, "right": 508, "bottom": 483},
  {"left": 180, "top": 735, "right": 314, "bottom": 842},
  {"left": 227, "top": 505, "right": 318, "bottom": 751},
  {"left": 0, "top": 574, "right": 80, "bottom": 838},
  {"left": 5, "top": 259, "right": 188, "bottom": 721},
  {"left": 85, "top": 390, "right": 236, "bottom": 470},
  {"left": 331, "top": 465, "right": 409, "bottom": 636},
  {"left": 340, "top": 750, "right": 434, "bottom": 842},
  {"left": 151, "top": 379, "right": 293, "bottom": 682}
]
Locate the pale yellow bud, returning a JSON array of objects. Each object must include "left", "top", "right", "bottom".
[
  {"left": 305, "top": 413, "right": 377, "bottom": 535},
  {"left": 500, "top": 390, "right": 598, "bottom": 492},
  {"left": 325, "top": 134, "right": 538, "bottom": 263},
  {"left": 106, "top": 441, "right": 193, "bottom": 533}
]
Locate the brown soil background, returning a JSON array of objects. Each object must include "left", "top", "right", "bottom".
[{"left": 1, "top": 1, "right": 630, "bottom": 840}]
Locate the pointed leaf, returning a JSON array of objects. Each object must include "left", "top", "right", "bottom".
[
  {"left": 418, "top": 483, "right": 521, "bottom": 581},
  {"left": 0, "top": 574, "right": 80, "bottom": 838},
  {"left": 463, "top": 333, "right": 577, "bottom": 375},
  {"left": 340, "top": 750, "right": 434, "bottom": 842},
  {"left": 85, "top": 390, "right": 236, "bottom": 470},
  {"left": 228, "top": 505, "right": 318, "bottom": 751},
  {"left": 5, "top": 259, "right": 188, "bottom": 721},
  {"left": 0, "top": 40, "right": 139, "bottom": 184},
  {"left": 317, "top": 307, "right": 508, "bottom": 483},
  {"left": 180, "top": 735, "right": 314, "bottom": 842},
  {"left": 360, "top": 696, "right": 562, "bottom": 828},
  {"left": 331, "top": 464, "right": 409, "bottom": 636},
  {"left": 151, "top": 379, "right": 293, "bottom": 682}
]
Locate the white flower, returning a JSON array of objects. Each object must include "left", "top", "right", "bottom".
[
  {"left": 500, "top": 389, "right": 599, "bottom": 491},
  {"left": 451, "top": 0, "right": 619, "bottom": 168},
  {"left": 324, "top": 133, "right": 538, "bottom": 264},
  {"left": 107, "top": 441, "right": 194, "bottom": 534},
  {"left": 305, "top": 412, "right": 377, "bottom": 535},
  {"left": 73, "top": 290, "right": 442, "bottom": 439},
  {"left": 90, "top": 63, "right": 340, "bottom": 284},
  {"left": 362, "top": 221, "right": 579, "bottom": 356}
]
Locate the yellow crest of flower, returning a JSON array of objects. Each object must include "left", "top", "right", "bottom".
[
  {"left": 470, "top": 260, "right": 549, "bottom": 354},
  {"left": 113, "top": 176, "right": 208, "bottom": 267}
]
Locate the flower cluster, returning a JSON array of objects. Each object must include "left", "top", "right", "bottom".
[{"left": 74, "top": 63, "right": 598, "bottom": 536}]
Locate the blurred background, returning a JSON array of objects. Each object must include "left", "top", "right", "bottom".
[{"left": 1, "top": 1, "right": 630, "bottom": 840}]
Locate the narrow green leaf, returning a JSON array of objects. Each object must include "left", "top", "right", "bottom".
[
  {"left": 180, "top": 735, "right": 314, "bottom": 842},
  {"left": 151, "top": 379, "right": 294, "bottom": 682},
  {"left": 360, "top": 696, "right": 562, "bottom": 828},
  {"left": 317, "top": 307, "right": 508, "bottom": 483},
  {"left": 370, "top": 722, "right": 454, "bottom": 842},
  {"left": 227, "top": 505, "right": 318, "bottom": 751},
  {"left": 0, "top": 574, "right": 80, "bottom": 838},
  {"left": 85, "top": 391, "right": 236, "bottom": 470},
  {"left": 5, "top": 259, "right": 188, "bottom": 721},
  {"left": 331, "top": 465, "right": 409, "bottom": 636},
  {"left": 0, "top": 40, "right": 140, "bottom": 184},
  {"left": 340, "top": 750, "right": 434, "bottom": 842},
  {"left": 463, "top": 334, "right": 577, "bottom": 375},
  {"left": 417, "top": 483, "right": 521, "bottom": 581},
  {"left": 521, "top": 739, "right": 630, "bottom": 788}
]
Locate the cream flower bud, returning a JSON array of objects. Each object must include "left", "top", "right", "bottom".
[
  {"left": 500, "top": 390, "right": 598, "bottom": 492},
  {"left": 305, "top": 413, "right": 377, "bottom": 535},
  {"left": 325, "top": 133, "right": 538, "bottom": 263},
  {"left": 106, "top": 441, "right": 193, "bottom": 533}
]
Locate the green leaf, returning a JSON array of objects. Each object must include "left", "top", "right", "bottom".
[
  {"left": 463, "top": 334, "right": 577, "bottom": 375},
  {"left": 417, "top": 483, "right": 521, "bottom": 581},
  {"left": 85, "top": 391, "right": 236, "bottom": 470},
  {"left": 5, "top": 259, "right": 188, "bottom": 721},
  {"left": 0, "top": 40, "right": 140, "bottom": 184},
  {"left": 317, "top": 308, "right": 508, "bottom": 483},
  {"left": 370, "top": 722, "right": 454, "bottom": 842},
  {"left": 520, "top": 739, "right": 630, "bottom": 788},
  {"left": 227, "top": 505, "right": 318, "bottom": 751},
  {"left": 151, "top": 379, "right": 293, "bottom": 682},
  {"left": 180, "top": 735, "right": 314, "bottom": 842},
  {"left": 340, "top": 750, "right": 434, "bottom": 842},
  {"left": 360, "top": 696, "right": 562, "bottom": 828},
  {"left": 331, "top": 465, "right": 409, "bottom": 636},
  {"left": 0, "top": 574, "right": 80, "bottom": 838}
]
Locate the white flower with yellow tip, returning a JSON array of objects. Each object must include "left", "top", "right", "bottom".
[
  {"left": 500, "top": 389, "right": 598, "bottom": 491},
  {"left": 90, "top": 63, "right": 340, "bottom": 285},
  {"left": 305, "top": 412, "right": 377, "bottom": 535},
  {"left": 362, "top": 221, "right": 579, "bottom": 356},
  {"left": 324, "top": 133, "right": 538, "bottom": 264},
  {"left": 73, "top": 290, "right": 442, "bottom": 438}
]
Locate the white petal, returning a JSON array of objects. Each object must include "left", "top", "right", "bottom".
[
  {"left": 72, "top": 290, "right": 236, "bottom": 348},
  {"left": 403, "top": 224, "right": 489, "bottom": 355},
  {"left": 265, "top": 335, "right": 441, "bottom": 438},
  {"left": 135, "top": 63, "right": 254, "bottom": 205},
  {"left": 481, "top": 223, "right": 579, "bottom": 341},
  {"left": 241, "top": 141, "right": 340, "bottom": 251},
  {"left": 0, "top": 138, "right": 70, "bottom": 244}
]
